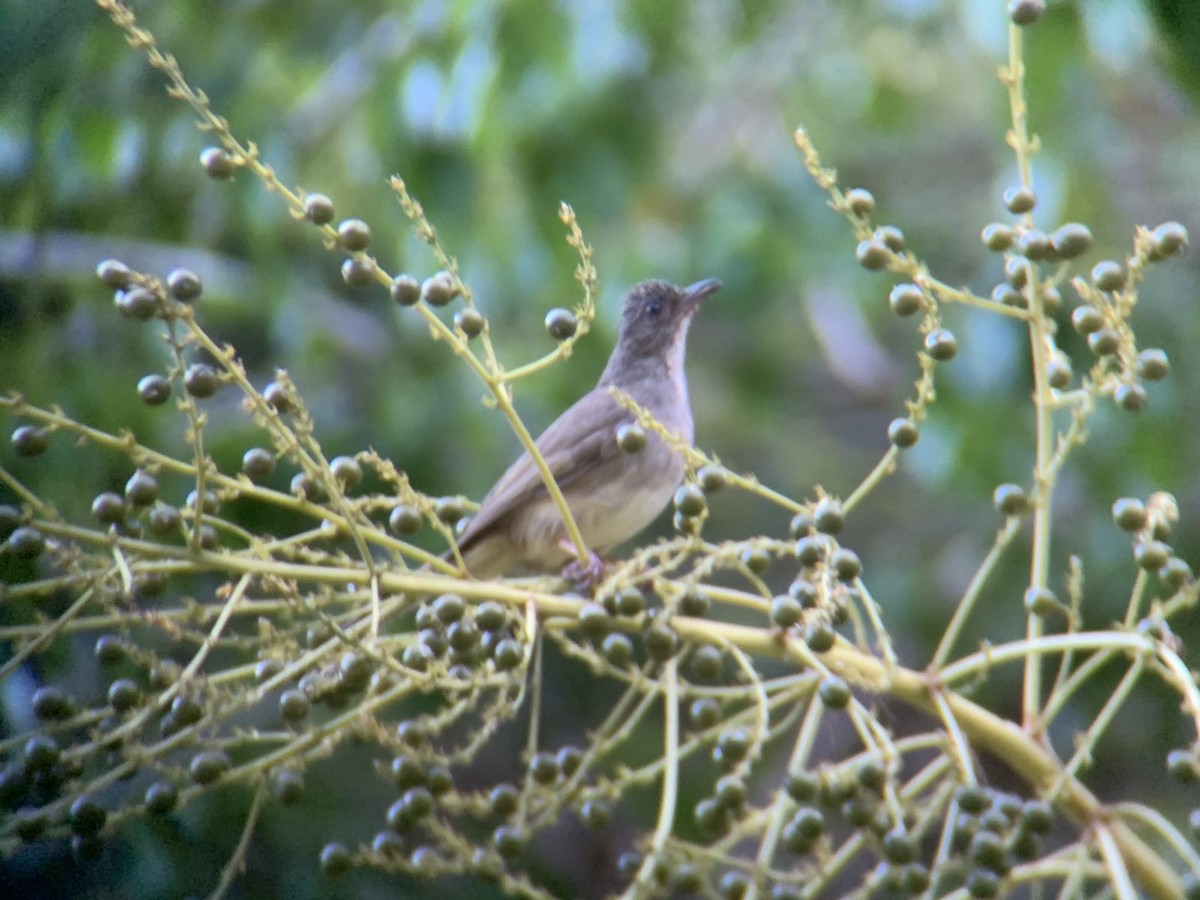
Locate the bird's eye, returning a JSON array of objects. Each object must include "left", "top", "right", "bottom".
[{"left": 646, "top": 301, "right": 662, "bottom": 317}]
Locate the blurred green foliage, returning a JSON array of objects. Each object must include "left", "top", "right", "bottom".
[{"left": 2, "top": 1, "right": 1199, "bottom": 897}]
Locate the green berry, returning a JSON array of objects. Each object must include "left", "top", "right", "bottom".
[
  {"left": 1136, "top": 348, "right": 1169, "bottom": 381},
  {"left": 319, "top": 842, "right": 352, "bottom": 876},
  {"left": 1003, "top": 186, "right": 1036, "bottom": 214},
  {"left": 1050, "top": 222, "right": 1092, "bottom": 259},
  {"left": 144, "top": 780, "right": 178, "bottom": 816},
  {"left": 1070, "top": 305, "right": 1103, "bottom": 334},
  {"left": 830, "top": 547, "right": 862, "bottom": 580},
  {"left": 818, "top": 676, "right": 851, "bottom": 708},
  {"left": 199, "top": 147, "right": 236, "bottom": 179},
  {"left": 1009, "top": 0, "right": 1046, "bottom": 25},
  {"left": 674, "top": 483, "right": 707, "bottom": 517},
  {"left": 856, "top": 238, "right": 890, "bottom": 271},
  {"left": 1017, "top": 229, "right": 1053, "bottom": 261},
  {"left": 888, "top": 284, "right": 924, "bottom": 316},
  {"left": 115, "top": 287, "right": 159, "bottom": 320},
  {"left": 69, "top": 795, "right": 107, "bottom": 837},
  {"left": 454, "top": 307, "right": 486, "bottom": 338},
  {"left": 1152, "top": 221, "right": 1188, "bottom": 258},
  {"left": 1087, "top": 328, "right": 1119, "bottom": 356},
  {"left": 96, "top": 259, "right": 132, "bottom": 289},
  {"left": 924, "top": 328, "right": 957, "bottom": 361},
  {"left": 189, "top": 750, "right": 230, "bottom": 785},
  {"left": 845, "top": 188, "right": 875, "bottom": 216},
  {"left": 813, "top": 497, "right": 844, "bottom": 534},
  {"left": 124, "top": 471, "right": 159, "bottom": 506},
  {"left": 137, "top": 374, "right": 172, "bottom": 406},
  {"left": 92, "top": 492, "right": 127, "bottom": 524},
  {"left": 166, "top": 269, "right": 202, "bottom": 302},
  {"left": 330, "top": 455, "right": 362, "bottom": 488},
  {"left": 421, "top": 271, "right": 459, "bottom": 307},
  {"left": 887, "top": 417, "right": 918, "bottom": 448},
  {"left": 11, "top": 425, "right": 49, "bottom": 457},
  {"left": 184, "top": 363, "right": 220, "bottom": 398},
  {"left": 1115, "top": 383, "right": 1147, "bottom": 412},
  {"left": 337, "top": 219, "right": 371, "bottom": 251},
  {"left": 7, "top": 525, "right": 45, "bottom": 559},
  {"left": 341, "top": 256, "right": 377, "bottom": 287},
  {"left": 981, "top": 223, "right": 1015, "bottom": 252},
  {"left": 993, "top": 483, "right": 1028, "bottom": 517},
  {"left": 602, "top": 633, "right": 633, "bottom": 666},
  {"left": 388, "top": 503, "right": 422, "bottom": 535},
  {"left": 390, "top": 274, "right": 421, "bottom": 306},
  {"left": 771, "top": 595, "right": 803, "bottom": 628},
  {"left": 545, "top": 308, "right": 578, "bottom": 341},
  {"left": 616, "top": 422, "right": 646, "bottom": 453},
  {"left": 698, "top": 464, "right": 728, "bottom": 492},
  {"left": 303, "top": 193, "right": 335, "bottom": 225},
  {"left": 1091, "top": 260, "right": 1126, "bottom": 292},
  {"left": 241, "top": 447, "right": 275, "bottom": 481}
]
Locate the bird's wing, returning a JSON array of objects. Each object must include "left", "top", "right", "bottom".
[{"left": 455, "top": 388, "right": 628, "bottom": 551}]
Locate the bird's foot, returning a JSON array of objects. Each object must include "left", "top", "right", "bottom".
[{"left": 561, "top": 544, "right": 606, "bottom": 592}]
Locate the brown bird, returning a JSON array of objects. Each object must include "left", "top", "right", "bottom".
[{"left": 452, "top": 278, "right": 720, "bottom": 578}]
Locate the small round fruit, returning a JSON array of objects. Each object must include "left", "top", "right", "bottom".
[
  {"left": 993, "top": 483, "right": 1029, "bottom": 517},
  {"left": 200, "top": 147, "right": 236, "bottom": 179},
  {"left": 1136, "top": 348, "right": 1169, "bottom": 381},
  {"left": 1050, "top": 222, "right": 1092, "bottom": 259},
  {"left": 330, "top": 455, "right": 363, "bottom": 488},
  {"left": 341, "top": 256, "right": 377, "bottom": 287},
  {"left": 855, "top": 238, "right": 890, "bottom": 271},
  {"left": 263, "top": 381, "right": 293, "bottom": 412},
  {"left": 1091, "top": 260, "right": 1126, "bottom": 292},
  {"left": 1087, "top": 328, "right": 1119, "bottom": 356},
  {"left": 390, "top": 274, "right": 421, "bottom": 306},
  {"left": 96, "top": 259, "right": 132, "bottom": 289},
  {"left": 1070, "top": 305, "right": 1103, "bottom": 335},
  {"left": 116, "top": 287, "right": 159, "bottom": 320},
  {"left": 7, "top": 525, "right": 46, "bottom": 559},
  {"left": 674, "top": 483, "right": 707, "bottom": 518},
  {"left": 981, "top": 223, "right": 1015, "bottom": 252},
  {"left": 454, "top": 308, "right": 486, "bottom": 338},
  {"left": 184, "top": 363, "right": 220, "bottom": 398},
  {"left": 1009, "top": 0, "right": 1046, "bottom": 26},
  {"left": 888, "top": 283, "right": 924, "bottom": 316},
  {"left": 421, "top": 271, "right": 459, "bottom": 307},
  {"left": 11, "top": 425, "right": 49, "bottom": 457},
  {"left": 320, "top": 842, "right": 352, "bottom": 876},
  {"left": 1003, "top": 186, "right": 1036, "bottom": 214},
  {"left": 241, "top": 448, "right": 275, "bottom": 481},
  {"left": 166, "top": 269, "right": 202, "bottom": 302},
  {"left": 545, "top": 308, "right": 578, "bottom": 341},
  {"left": 388, "top": 504, "right": 422, "bottom": 535},
  {"left": 887, "top": 417, "right": 918, "bottom": 448},
  {"left": 813, "top": 497, "right": 844, "bottom": 534},
  {"left": 845, "top": 188, "right": 875, "bottom": 216},
  {"left": 337, "top": 219, "right": 371, "bottom": 252},
  {"left": 771, "top": 595, "right": 803, "bottom": 628},
  {"left": 924, "top": 328, "right": 957, "bottom": 361},
  {"left": 137, "top": 374, "right": 172, "bottom": 406},
  {"left": 1152, "top": 221, "right": 1189, "bottom": 258},
  {"left": 124, "top": 471, "right": 159, "bottom": 506},
  {"left": 92, "top": 492, "right": 127, "bottom": 524},
  {"left": 303, "top": 193, "right": 335, "bottom": 225},
  {"left": 616, "top": 423, "right": 646, "bottom": 453}
]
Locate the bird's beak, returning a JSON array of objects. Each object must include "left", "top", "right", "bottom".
[{"left": 681, "top": 278, "right": 722, "bottom": 313}]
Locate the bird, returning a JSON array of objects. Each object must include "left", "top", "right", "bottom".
[{"left": 451, "top": 277, "right": 721, "bottom": 579}]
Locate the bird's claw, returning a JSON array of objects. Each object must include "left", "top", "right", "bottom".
[{"left": 561, "top": 544, "right": 606, "bottom": 592}]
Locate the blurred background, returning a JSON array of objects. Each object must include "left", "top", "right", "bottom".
[{"left": 2, "top": 0, "right": 1200, "bottom": 897}]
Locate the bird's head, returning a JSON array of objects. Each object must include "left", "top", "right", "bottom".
[{"left": 607, "top": 278, "right": 721, "bottom": 377}]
